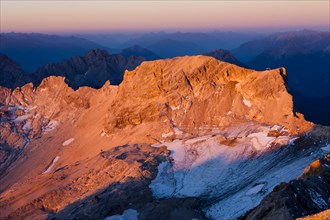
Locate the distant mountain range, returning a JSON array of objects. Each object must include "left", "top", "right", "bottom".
[
  {"left": 0, "top": 40, "right": 248, "bottom": 90},
  {"left": 203, "top": 49, "right": 247, "bottom": 68},
  {"left": 231, "top": 30, "right": 330, "bottom": 125},
  {"left": 81, "top": 31, "right": 260, "bottom": 58},
  {"left": 0, "top": 30, "right": 329, "bottom": 125},
  {"left": 0, "top": 33, "right": 107, "bottom": 72},
  {"left": 0, "top": 45, "right": 161, "bottom": 89},
  {"left": 232, "top": 30, "right": 330, "bottom": 95}
]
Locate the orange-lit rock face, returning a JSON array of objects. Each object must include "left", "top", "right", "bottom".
[
  {"left": 303, "top": 160, "right": 323, "bottom": 177},
  {"left": 0, "top": 56, "right": 319, "bottom": 220},
  {"left": 297, "top": 209, "right": 330, "bottom": 220},
  {"left": 105, "top": 55, "right": 312, "bottom": 136}
]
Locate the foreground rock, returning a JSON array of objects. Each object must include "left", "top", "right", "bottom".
[{"left": 242, "top": 154, "right": 330, "bottom": 220}]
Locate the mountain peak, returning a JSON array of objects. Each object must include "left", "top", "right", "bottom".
[
  {"left": 109, "top": 55, "right": 312, "bottom": 135},
  {"left": 85, "top": 48, "right": 111, "bottom": 59}
]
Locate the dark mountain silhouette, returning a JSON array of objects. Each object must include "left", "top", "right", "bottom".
[
  {"left": 0, "top": 32, "right": 107, "bottom": 72},
  {"left": 119, "top": 45, "right": 162, "bottom": 60},
  {"left": 0, "top": 46, "right": 161, "bottom": 89},
  {"left": 232, "top": 30, "right": 329, "bottom": 62},
  {"left": 203, "top": 49, "right": 247, "bottom": 68},
  {"left": 248, "top": 50, "right": 330, "bottom": 97},
  {"left": 32, "top": 49, "right": 145, "bottom": 89},
  {"left": 0, "top": 53, "right": 25, "bottom": 88},
  {"left": 290, "top": 88, "right": 330, "bottom": 126},
  {"left": 118, "top": 31, "right": 259, "bottom": 51}
]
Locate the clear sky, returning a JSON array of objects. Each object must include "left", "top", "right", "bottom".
[{"left": 1, "top": 0, "right": 329, "bottom": 33}]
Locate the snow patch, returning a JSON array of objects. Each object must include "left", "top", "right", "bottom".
[
  {"left": 171, "top": 105, "right": 180, "bottom": 110},
  {"left": 104, "top": 209, "right": 138, "bottom": 220},
  {"left": 174, "top": 127, "right": 183, "bottom": 135},
  {"left": 246, "top": 184, "right": 265, "bottom": 195},
  {"left": 150, "top": 123, "right": 325, "bottom": 220},
  {"left": 270, "top": 125, "right": 282, "bottom": 131},
  {"left": 247, "top": 132, "right": 275, "bottom": 150},
  {"left": 62, "top": 138, "right": 74, "bottom": 146},
  {"left": 162, "top": 132, "right": 174, "bottom": 138},
  {"left": 43, "top": 120, "right": 58, "bottom": 132},
  {"left": 13, "top": 114, "right": 30, "bottom": 122},
  {"left": 243, "top": 97, "right": 252, "bottom": 107},
  {"left": 22, "top": 121, "right": 32, "bottom": 130},
  {"left": 309, "top": 190, "right": 327, "bottom": 208},
  {"left": 321, "top": 144, "right": 330, "bottom": 152},
  {"left": 43, "top": 156, "right": 60, "bottom": 174}
]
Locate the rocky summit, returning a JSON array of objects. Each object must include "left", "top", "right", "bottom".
[{"left": 0, "top": 55, "right": 329, "bottom": 220}]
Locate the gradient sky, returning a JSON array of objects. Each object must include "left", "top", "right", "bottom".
[{"left": 1, "top": 1, "right": 329, "bottom": 33}]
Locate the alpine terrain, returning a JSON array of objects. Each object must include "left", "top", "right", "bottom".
[{"left": 0, "top": 56, "right": 329, "bottom": 220}]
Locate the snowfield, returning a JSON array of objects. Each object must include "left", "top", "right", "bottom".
[
  {"left": 104, "top": 209, "right": 138, "bottom": 220},
  {"left": 150, "top": 123, "right": 327, "bottom": 220}
]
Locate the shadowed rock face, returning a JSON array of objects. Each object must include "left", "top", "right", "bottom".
[
  {"left": 242, "top": 154, "right": 330, "bottom": 220},
  {"left": 0, "top": 56, "right": 327, "bottom": 220}
]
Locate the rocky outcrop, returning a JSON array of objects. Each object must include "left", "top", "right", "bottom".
[
  {"left": 105, "top": 55, "right": 312, "bottom": 136},
  {"left": 297, "top": 209, "right": 330, "bottom": 220},
  {"left": 241, "top": 127, "right": 330, "bottom": 220},
  {"left": 2, "top": 144, "right": 173, "bottom": 219}
]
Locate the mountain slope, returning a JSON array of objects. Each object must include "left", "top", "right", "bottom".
[
  {"left": 242, "top": 138, "right": 330, "bottom": 220},
  {"left": 0, "top": 56, "right": 328, "bottom": 220}
]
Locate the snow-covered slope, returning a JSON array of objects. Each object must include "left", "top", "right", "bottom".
[{"left": 150, "top": 123, "right": 328, "bottom": 219}]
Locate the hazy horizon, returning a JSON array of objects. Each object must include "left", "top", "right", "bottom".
[{"left": 1, "top": 1, "right": 329, "bottom": 34}]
